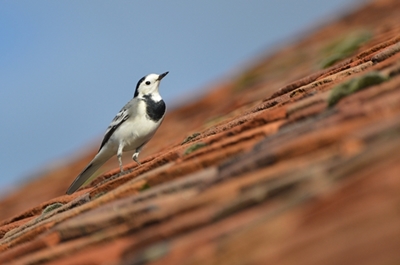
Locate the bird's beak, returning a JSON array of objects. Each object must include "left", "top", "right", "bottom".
[{"left": 157, "top": 71, "right": 169, "bottom": 81}]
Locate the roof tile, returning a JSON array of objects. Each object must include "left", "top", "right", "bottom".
[{"left": 1, "top": 0, "right": 400, "bottom": 264}]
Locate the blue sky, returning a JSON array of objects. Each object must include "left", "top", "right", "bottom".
[{"left": 0, "top": 0, "right": 364, "bottom": 193}]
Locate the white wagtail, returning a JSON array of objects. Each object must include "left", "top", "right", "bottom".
[{"left": 66, "top": 72, "right": 169, "bottom": 194}]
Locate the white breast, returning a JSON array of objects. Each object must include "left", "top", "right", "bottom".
[{"left": 110, "top": 100, "right": 163, "bottom": 151}]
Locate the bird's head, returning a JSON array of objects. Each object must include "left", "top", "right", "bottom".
[{"left": 134, "top": 72, "right": 168, "bottom": 98}]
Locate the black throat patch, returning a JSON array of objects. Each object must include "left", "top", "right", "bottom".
[{"left": 143, "top": 95, "right": 166, "bottom": 122}]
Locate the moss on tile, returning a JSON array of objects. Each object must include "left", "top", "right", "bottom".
[
  {"left": 181, "top": 132, "right": 201, "bottom": 145},
  {"left": 233, "top": 70, "right": 262, "bottom": 91},
  {"left": 184, "top": 142, "right": 208, "bottom": 156},
  {"left": 320, "top": 31, "right": 372, "bottom": 69},
  {"left": 290, "top": 88, "right": 306, "bottom": 98},
  {"left": 139, "top": 182, "right": 151, "bottom": 191},
  {"left": 204, "top": 115, "right": 226, "bottom": 128},
  {"left": 135, "top": 242, "right": 170, "bottom": 263},
  {"left": 92, "top": 191, "right": 106, "bottom": 199},
  {"left": 328, "top": 71, "right": 389, "bottom": 107},
  {"left": 42, "top": 202, "right": 64, "bottom": 215}
]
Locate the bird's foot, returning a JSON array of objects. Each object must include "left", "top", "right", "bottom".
[{"left": 132, "top": 153, "right": 141, "bottom": 165}]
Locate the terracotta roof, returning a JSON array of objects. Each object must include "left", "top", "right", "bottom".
[{"left": 1, "top": 0, "right": 400, "bottom": 264}]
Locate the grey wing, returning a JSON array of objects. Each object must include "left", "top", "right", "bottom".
[{"left": 98, "top": 105, "right": 130, "bottom": 151}]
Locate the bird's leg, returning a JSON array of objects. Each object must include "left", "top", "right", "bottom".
[
  {"left": 132, "top": 147, "right": 142, "bottom": 165},
  {"left": 117, "top": 143, "right": 124, "bottom": 172}
]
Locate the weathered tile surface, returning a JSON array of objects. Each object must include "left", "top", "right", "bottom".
[{"left": 1, "top": 0, "right": 400, "bottom": 264}]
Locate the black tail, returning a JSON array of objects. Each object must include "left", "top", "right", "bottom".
[{"left": 66, "top": 153, "right": 110, "bottom": 194}]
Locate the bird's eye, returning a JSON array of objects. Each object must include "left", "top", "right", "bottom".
[{"left": 145, "top": 81, "right": 151, "bottom": 85}]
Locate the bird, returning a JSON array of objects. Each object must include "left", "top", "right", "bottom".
[{"left": 66, "top": 72, "right": 169, "bottom": 194}]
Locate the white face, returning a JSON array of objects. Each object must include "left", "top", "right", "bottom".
[{"left": 136, "top": 74, "right": 161, "bottom": 96}]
